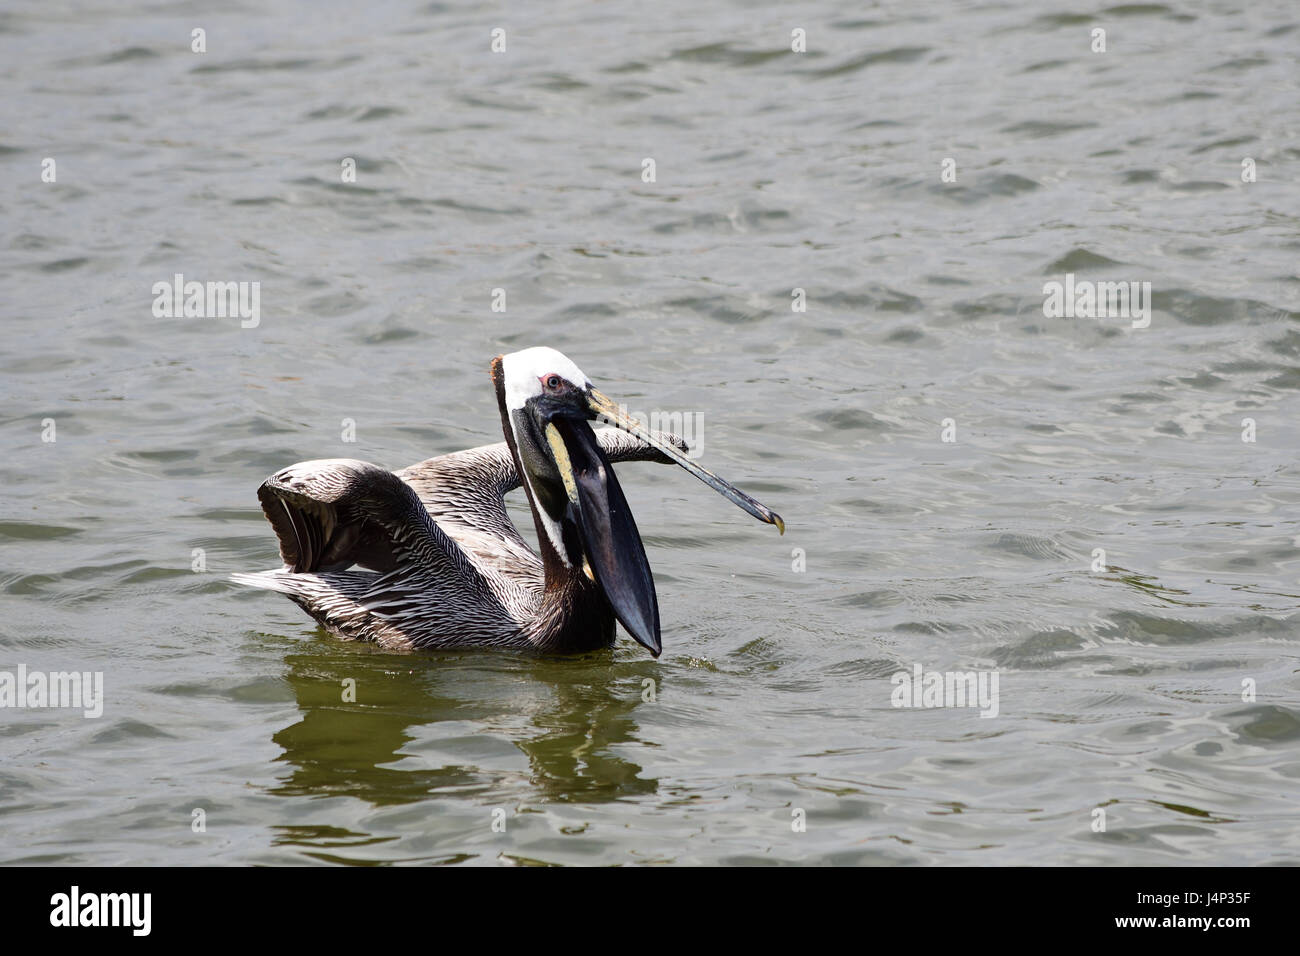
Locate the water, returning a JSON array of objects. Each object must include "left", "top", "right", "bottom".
[{"left": 2, "top": 0, "right": 1298, "bottom": 865}]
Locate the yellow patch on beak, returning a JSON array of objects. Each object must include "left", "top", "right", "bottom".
[
  {"left": 544, "top": 423, "right": 595, "bottom": 581},
  {"left": 544, "top": 422, "right": 581, "bottom": 506}
]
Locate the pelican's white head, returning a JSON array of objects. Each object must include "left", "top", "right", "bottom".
[{"left": 499, "top": 346, "right": 592, "bottom": 412}]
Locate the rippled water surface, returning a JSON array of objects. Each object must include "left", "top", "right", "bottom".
[{"left": 2, "top": 0, "right": 1299, "bottom": 865}]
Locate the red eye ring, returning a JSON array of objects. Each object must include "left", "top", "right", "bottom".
[{"left": 543, "top": 375, "right": 562, "bottom": 391}]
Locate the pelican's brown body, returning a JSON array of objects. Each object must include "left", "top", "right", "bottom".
[{"left": 233, "top": 427, "right": 683, "bottom": 651}]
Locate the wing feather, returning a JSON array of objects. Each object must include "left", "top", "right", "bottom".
[{"left": 396, "top": 428, "right": 688, "bottom": 545}]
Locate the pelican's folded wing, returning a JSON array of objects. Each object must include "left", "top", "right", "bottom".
[{"left": 250, "top": 458, "right": 474, "bottom": 579}]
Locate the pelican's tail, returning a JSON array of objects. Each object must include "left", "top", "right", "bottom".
[{"left": 229, "top": 569, "right": 301, "bottom": 594}]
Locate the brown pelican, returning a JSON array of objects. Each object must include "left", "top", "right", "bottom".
[{"left": 233, "top": 347, "right": 783, "bottom": 656}]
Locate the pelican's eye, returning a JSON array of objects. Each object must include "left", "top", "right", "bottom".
[{"left": 542, "top": 374, "right": 563, "bottom": 392}]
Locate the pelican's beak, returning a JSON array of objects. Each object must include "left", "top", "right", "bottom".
[
  {"left": 545, "top": 417, "right": 662, "bottom": 657},
  {"left": 585, "top": 389, "right": 785, "bottom": 534}
]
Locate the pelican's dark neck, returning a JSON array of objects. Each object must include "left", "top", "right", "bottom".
[
  {"left": 491, "top": 357, "right": 576, "bottom": 592},
  {"left": 531, "top": 570, "right": 616, "bottom": 653},
  {"left": 488, "top": 357, "right": 617, "bottom": 653}
]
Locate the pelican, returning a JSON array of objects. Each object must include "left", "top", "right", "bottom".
[{"left": 233, "top": 347, "right": 783, "bottom": 656}]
